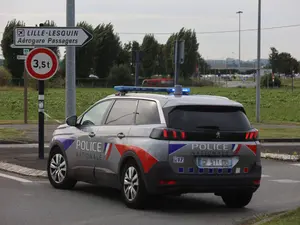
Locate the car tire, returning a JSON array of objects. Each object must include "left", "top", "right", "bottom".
[
  {"left": 47, "top": 147, "right": 77, "bottom": 189},
  {"left": 120, "top": 160, "right": 147, "bottom": 209},
  {"left": 221, "top": 191, "right": 253, "bottom": 208}
]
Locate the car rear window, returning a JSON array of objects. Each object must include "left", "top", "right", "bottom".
[{"left": 167, "top": 105, "right": 251, "bottom": 132}]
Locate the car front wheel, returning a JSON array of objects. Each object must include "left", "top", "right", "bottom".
[
  {"left": 221, "top": 191, "right": 253, "bottom": 208},
  {"left": 47, "top": 148, "right": 77, "bottom": 189},
  {"left": 121, "top": 160, "right": 147, "bottom": 209}
]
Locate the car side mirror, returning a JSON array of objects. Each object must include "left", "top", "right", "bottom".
[{"left": 66, "top": 115, "right": 78, "bottom": 126}]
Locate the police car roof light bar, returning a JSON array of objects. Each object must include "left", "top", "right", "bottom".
[{"left": 113, "top": 86, "right": 190, "bottom": 95}]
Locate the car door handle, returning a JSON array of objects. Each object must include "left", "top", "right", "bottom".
[
  {"left": 88, "top": 132, "right": 95, "bottom": 138},
  {"left": 117, "top": 132, "right": 125, "bottom": 139}
]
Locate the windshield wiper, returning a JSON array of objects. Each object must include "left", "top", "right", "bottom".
[{"left": 196, "top": 126, "right": 220, "bottom": 130}]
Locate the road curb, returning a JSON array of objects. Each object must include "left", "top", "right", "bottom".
[
  {"left": 261, "top": 152, "right": 300, "bottom": 161},
  {"left": 0, "top": 162, "right": 47, "bottom": 178},
  {"left": 0, "top": 140, "right": 38, "bottom": 144}
]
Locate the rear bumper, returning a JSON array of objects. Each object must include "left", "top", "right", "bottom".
[{"left": 144, "top": 162, "right": 261, "bottom": 195}]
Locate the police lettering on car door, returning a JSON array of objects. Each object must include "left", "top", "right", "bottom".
[{"left": 75, "top": 140, "right": 104, "bottom": 160}]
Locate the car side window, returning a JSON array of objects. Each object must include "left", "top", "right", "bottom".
[
  {"left": 105, "top": 99, "right": 137, "bottom": 125},
  {"left": 80, "top": 100, "right": 113, "bottom": 126},
  {"left": 135, "top": 100, "right": 161, "bottom": 125}
]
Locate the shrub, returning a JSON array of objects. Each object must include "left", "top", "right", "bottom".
[
  {"left": 107, "top": 64, "right": 133, "bottom": 87},
  {"left": 0, "top": 66, "right": 12, "bottom": 86},
  {"left": 179, "top": 78, "right": 214, "bottom": 87},
  {"left": 261, "top": 73, "right": 281, "bottom": 88}
]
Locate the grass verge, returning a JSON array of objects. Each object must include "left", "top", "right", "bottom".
[
  {"left": 254, "top": 207, "right": 300, "bottom": 225},
  {"left": 0, "top": 128, "right": 27, "bottom": 141},
  {"left": 1, "top": 86, "right": 300, "bottom": 124},
  {"left": 258, "top": 127, "right": 300, "bottom": 139}
]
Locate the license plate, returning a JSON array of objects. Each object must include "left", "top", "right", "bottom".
[{"left": 197, "top": 157, "right": 232, "bottom": 168}]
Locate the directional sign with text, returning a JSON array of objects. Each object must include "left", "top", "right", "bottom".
[
  {"left": 25, "top": 47, "right": 59, "bottom": 80},
  {"left": 13, "top": 27, "right": 93, "bottom": 47}
]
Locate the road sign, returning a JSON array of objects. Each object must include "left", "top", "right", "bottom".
[
  {"left": 10, "top": 44, "right": 35, "bottom": 49},
  {"left": 13, "top": 27, "right": 93, "bottom": 47},
  {"left": 23, "top": 49, "right": 30, "bottom": 55},
  {"left": 17, "top": 55, "right": 27, "bottom": 60},
  {"left": 25, "top": 47, "right": 59, "bottom": 80}
]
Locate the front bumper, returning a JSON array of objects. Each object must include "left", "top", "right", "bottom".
[{"left": 144, "top": 162, "right": 261, "bottom": 195}]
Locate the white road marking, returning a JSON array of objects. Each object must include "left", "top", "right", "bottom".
[
  {"left": 0, "top": 172, "right": 32, "bottom": 183},
  {"left": 262, "top": 174, "right": 270, "bottom": 178},
  {"left": 269, "top": 179, "right": 300, "bottom": 184},
  {"left": 291, "top": 163, "right": 300, "bottom": 167}
]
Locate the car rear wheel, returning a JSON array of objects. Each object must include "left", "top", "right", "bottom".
[
  {"left": 121, "top": 160, "right": 147, "bottom": 209},
  {"left": 47, "top": 148, "right": 77, "bottom": 189},
  {"left": 221, "top": 191, "right": 253, "bottom": 208}
]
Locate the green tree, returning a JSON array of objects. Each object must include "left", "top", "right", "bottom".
[
  {"left": 115, "top": 42, "right": 131, "bottom": 66},
  {"left": 268, "top": 47, "right": 298, "bottom": 74},
  {"left": 268, "top": 47, "right": 279, "bottom": 73},
  {"left": 1, "top": 19, "right": 26, "bottom": 83},
  {"left": 164, "top": 34, "right": 176, "bottom": 75},
  {"left": 75, "top": 21, "right": 94, "bottom": 78},
  {"left": 196, "top": 52, "right": 210, "bottom": 74},
  {"left": 132, "top": 41, "right": 140, "bottom": 52},
  {"left": 140, "top": 34, "right": 159, "bottom": 77},
  {"left": 0, "top": 66, "right": 12, "bottom": 86},
  {"left": 93, "top": 23, "right": 121, "bottom": 79},
  {"left": 155, "top": 44, "right": 166, "bottom": 75},
  {"left": 165, "top": 28, "right": 199, "bottom": 78},
  {"left": 277, "top": 52, "right": 299, "bottom": 74},
  {"left": 107, "top": 64, "right": 133, "bottom": 87}
]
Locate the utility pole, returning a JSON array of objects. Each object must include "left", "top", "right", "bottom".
[
  {"left": 66, "top": 0, "right": 76, "bottom": 118},
  {"left": 174, "top": 40, "right": 185, "bottom": 85},
  {"left": 135, "top": 51, "right": 140, "bottom": 86},
  {"left": 256, "top": 0, "right": 261, "bottom": 123},
  {"left": 236, "top": 11, "right": 243, "bottom": 73}
]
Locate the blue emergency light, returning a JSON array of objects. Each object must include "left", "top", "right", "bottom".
[{"left": 113, "top": 86, "right": 190, "bottom": 95}]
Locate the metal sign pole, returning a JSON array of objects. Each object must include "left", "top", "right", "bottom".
[
  {"left": 38, "top": 23, "right": 45, "bottom": 159},
  {"left": 24, "top": 64, "right": 28, "bottom": 124},
  {"left": 174, "top": 40, "right": 178, "bottom": 85},
  {"left": 135, "top": 51, "right": 139, "bottom": 86}
]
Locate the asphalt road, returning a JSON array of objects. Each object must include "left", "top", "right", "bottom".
[{"left": 0, "top": 159, "right": 300, "bottom": 225}]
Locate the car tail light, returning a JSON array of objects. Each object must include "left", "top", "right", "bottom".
[
  {"left": 150, "top": 128, "right": 187, "bottom": 141},
  {"left": 253, "top": 179, "right": 261, "bottom": 185},
  {"left": 159, "top": 180, "right": 176, "bottom": 185},
  {"left": 245, "top": 129, "right": 259, "bottom": 141}
]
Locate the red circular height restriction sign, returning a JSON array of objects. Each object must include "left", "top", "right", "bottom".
[{"left": 25, "top": 47, "right": 59, "bottom": 80}]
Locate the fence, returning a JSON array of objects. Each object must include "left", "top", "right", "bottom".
[{"left": 3, "top": 75, "right": 299, "bottom": 89}]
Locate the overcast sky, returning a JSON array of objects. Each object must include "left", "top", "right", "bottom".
[{"left": 0, "top": 0, "right": 299, "bottom": 60}]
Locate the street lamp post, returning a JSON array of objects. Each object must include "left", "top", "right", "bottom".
[
  {"left": 66, "top": 0, "right": 76, "bottom": 118},
  {"left": 256, "top": 0, "right": 261, "bottom": 123},
  {"left": 236, "top": 11, "right": 243, "bottom": 73}
]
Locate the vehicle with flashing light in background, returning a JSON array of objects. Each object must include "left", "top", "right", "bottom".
[{"left": 47, "top": 85, "right": 261, "bottom": 209}]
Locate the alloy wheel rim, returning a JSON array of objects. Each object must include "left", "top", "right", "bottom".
[
  {"left": 49, "top": 153, "right": 67, "bottom": 183},
  {"left": 123, "top": 166, "right": 139, "bottom": 201}
]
